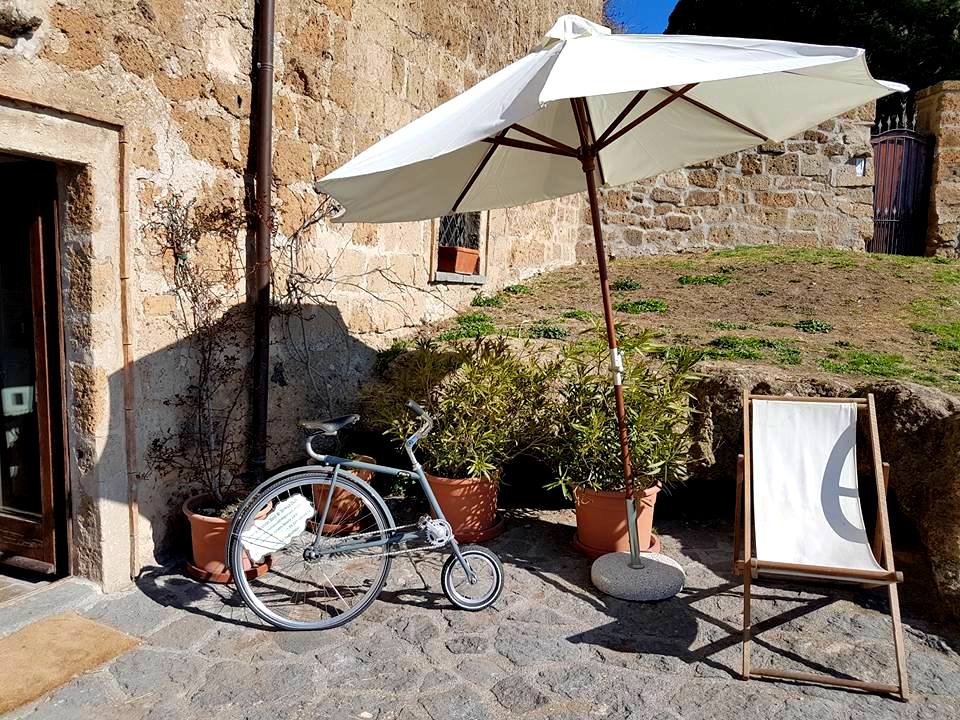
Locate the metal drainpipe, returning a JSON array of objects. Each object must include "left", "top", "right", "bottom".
[{"left": 250, "top": 0, "right": 275, "bottom": 483}]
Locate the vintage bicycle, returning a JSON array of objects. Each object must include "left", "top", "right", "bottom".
[{"left": 227, "top": 400, "right": 504, "bottom": 630}]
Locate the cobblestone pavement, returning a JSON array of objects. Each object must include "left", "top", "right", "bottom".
[{"left": 2, "top": 510, "right": 960, "bottom": 720}]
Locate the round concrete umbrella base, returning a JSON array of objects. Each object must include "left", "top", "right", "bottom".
[{"left": 591, "top": 551, "right": 685, "bottom": 601}]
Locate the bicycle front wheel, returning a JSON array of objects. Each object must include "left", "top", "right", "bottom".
[{"left": 229, "top": 470, "right": 393, "bottom": 630}]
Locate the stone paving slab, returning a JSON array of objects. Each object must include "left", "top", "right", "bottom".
[{"left": 3, "top": 510, "right": 960, "bottom": 719}]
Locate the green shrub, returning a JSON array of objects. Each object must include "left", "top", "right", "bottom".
[
  {"left": 504, "top": 283, "right": 534, "bottom": 295},
  {"left": 527, "top": 322, "right": 569, "bottom": 340},
  {"left": 706, "top": 336, "right": 801, "bottom": 365},
  {"left": 471, "top": 293, "right": 504, "bottom": 308},
  {"left": 438, "top": 312, "right": 496, "bottom": 341},
  {"left": 611, "top": 277, "right": 643, "bottom": 291},
  {"left": 363, "top": 338, "right": 560, "bottom": 480},
  {"left": 794, "top": 319, "right": 833, "bottom": 334},
  {"left": 561, "top": 309, "right": 596, "bottom": 321},
  {"left": 678, "top": 274, "right": 732, "bottom": 286},
  {"left": 543, "top": 330, "right": 701, "bottom": 497},
  {"left": 374, "top": 339, "right": 411, "bottom": 372},
  {"left": 707, "top": 336, "right": 765, "bottom": 360},
  {"left": 615, "top": 298, "right": 669, "bottom": 314}
]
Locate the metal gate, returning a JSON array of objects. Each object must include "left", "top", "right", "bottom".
[{"left": 869, "top": 127, "right": 932, "bottom": 255}]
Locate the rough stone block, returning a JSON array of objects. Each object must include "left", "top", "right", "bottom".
[
  {"left": 829, "top": 166, "right": 873, "bottom": 188},
  {"left": 767, "top": 153, "right": 800, "bottom": 175},
  {"left": 799, "top": 154, "right": 830, "bottom": 176},
  {"left": 782, "top": 230, "right": 820, "bottom": 246},
  {"left": 740, "top": 153, "right": 762, "bottom": 175},
  {"left": 273, "top": 136, "right": 314, "bottom": 183},
  {"left": 662, "top": 170, "right": 687, "bottom": 189},
  {"left": 688, "top": 169, "right": 719, "bottom": 188},
  {"left": 685, "top": 190, "right": 720, "bottom": 206},
  {"left": 786, "top": 141, "right": 818, "bottom": 155},
  {"left": 755, "top": 191, "right": 798, "bottom": 208},
  {"left": 803, "top": 129, "right": 830, "bottom": 143},
  {"left": 789, "top": 210, "right": 818, "bottom": 231},
  {"left": 651, "top": 187, "right": 682, "bottom": 204}
]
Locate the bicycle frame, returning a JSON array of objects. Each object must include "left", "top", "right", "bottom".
[{"left": 305, "top": 440, "right": 476, "bottom": 581}]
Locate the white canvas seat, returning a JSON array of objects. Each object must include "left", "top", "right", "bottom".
[
  {"left": 733, "top": 393, "right": 909, "bottom": 699},
  {"left": 752, "top": 400, "right": 883, "bottom": 576}
]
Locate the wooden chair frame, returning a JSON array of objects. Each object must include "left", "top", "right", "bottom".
[{"left": 732, "top": 392, "right": 909, "bottom": 700}]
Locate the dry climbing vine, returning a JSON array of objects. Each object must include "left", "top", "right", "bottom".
[{"left": 146, "top": 191, "right": 448, "bottom": 510}]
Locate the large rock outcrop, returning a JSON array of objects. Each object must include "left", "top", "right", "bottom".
[{"left": 687, "top": 362, "right": 960, "bottom": 618}]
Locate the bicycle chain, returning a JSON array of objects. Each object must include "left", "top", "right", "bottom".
[{"left": 318, "top": 517, "right": 453, "bottom": 560}]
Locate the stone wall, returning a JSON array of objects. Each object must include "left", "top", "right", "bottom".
[
  {"left": 0, "top": 0, "right": 602, "bottom": 583},
  {"left": 592, "top": 105, "right": 877, "bottom": 258},
  {"left": 917, "top": 81, "right": 960, "bottom": 256}
]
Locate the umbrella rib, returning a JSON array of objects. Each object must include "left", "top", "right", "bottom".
[
  {"left": 480, "top": 135, "right": 578, "bottom": 158},
  {"left": 509, "top": 124, "right": 578, "bottom": 155},
  {"left": 597, "top": 83, "right": 699, "bottom": 150},
  {"left": 595, "top": 90, "right": 648, "bottom": 148},
  {"left": 676, "top": 94, "right": 770, "bottom": 142},
  {"left": 452, "top": 130, "right": 506, "bottom": 213},
  {"left": 580, "top": 100, "right": 607, "bottom": 186},
  {"left": 570, "top": 98, "right": 590, "bottom": 154}
]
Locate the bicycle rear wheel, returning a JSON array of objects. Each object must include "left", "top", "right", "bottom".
[{"left": 229, "top": 470, "right": 392, "bottom": 630}]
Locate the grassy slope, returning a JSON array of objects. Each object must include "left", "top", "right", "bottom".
[{"left": 420, "top": 246, "right": 960, "bottom": 394}]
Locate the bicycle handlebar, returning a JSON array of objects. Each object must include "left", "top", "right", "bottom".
[{"left": 406, "top": 399, "right": 433, "bottom": 443}]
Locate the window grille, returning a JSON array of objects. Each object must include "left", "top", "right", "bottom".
[{"left": 438, "top": 212, "right": 480, "bottom": 249}]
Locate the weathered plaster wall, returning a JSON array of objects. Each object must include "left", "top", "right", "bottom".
[
  {"left": 594, "top": 105, "right": 877, "bottom": 258},
  {"left": 917, "top": 81, "right": 960, "bottom": 256},
  {"left": 0, "top": 0, "right": 602, "bottom": 580}
]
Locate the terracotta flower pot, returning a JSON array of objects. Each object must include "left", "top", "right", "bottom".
[
  {"left": 183, "top": 495, "right": 271, "bottom": 584},
  {"left": 425, "top": 471, "right": 505, "bottom": 542},
  {"left": 572, "top": 484, "right": 661, "bottom": 560},
  {"left": 311, "top": 455, "right": 376, "bottom": 533},
  {"left": 437, "top": 246, "right": 480, "bottom": 275}
]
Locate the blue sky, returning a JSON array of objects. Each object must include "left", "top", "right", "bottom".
[{"left": 605, "top": 0, "right": 680, "bottom": 33}]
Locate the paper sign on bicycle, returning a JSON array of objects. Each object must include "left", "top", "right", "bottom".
[{"left": 240, "top": 494, "right": 315, "bottom": 563}]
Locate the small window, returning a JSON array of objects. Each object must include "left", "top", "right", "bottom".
[
  {"left": 433, "top": 211, "right": 486, "bottom": 284},
  {"left": 439, "top": 212, "right": 481, "bottom": 250}
]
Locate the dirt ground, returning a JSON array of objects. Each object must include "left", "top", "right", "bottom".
[{"left": 432, "top": 246, "right": 960, "bottom": 394}]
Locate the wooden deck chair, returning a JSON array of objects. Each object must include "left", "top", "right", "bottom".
[{"left": 732, "top": 393, "right": 909, "bottom": 700}]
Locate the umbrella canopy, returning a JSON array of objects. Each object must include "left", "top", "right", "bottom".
[
  {"left": 315, "top": 14, "right": 904, "bottom": 569},
  {"left": 316, "top": 15, "right": 905, "bottom": 223}
]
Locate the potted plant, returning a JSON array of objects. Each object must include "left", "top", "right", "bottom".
[
  {"left": 544, "top": 330, "right": 701, "bottom": 558},
  {"left": 365, "top": 337, "right": 557, "bottom": 541},
  {"left": 310, "top": 452, "right": 377, "bottom": 533},
  {"left": 437, "top": 245, "right": 481, "bottom": 274}
]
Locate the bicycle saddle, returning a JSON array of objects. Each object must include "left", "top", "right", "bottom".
[{"left": 299, "top": 414, "right": 360, "bottom": 435}]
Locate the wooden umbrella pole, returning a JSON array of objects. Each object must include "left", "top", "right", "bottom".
[{"left": 573, "top": 97, "right": 641, "bottom": 567}]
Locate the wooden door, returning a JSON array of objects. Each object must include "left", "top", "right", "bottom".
[{"left": 0, "top": 161, "right": 62, "bottom": 571}]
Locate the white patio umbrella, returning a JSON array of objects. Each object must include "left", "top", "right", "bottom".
[{"left": 315, "top": 14, "right": 905, "bottom": 599}]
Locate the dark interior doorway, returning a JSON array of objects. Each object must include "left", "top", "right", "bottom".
[{"left": 0, "top": 155, "right": 68, "bottom": 579}]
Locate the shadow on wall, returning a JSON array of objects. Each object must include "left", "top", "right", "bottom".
[{"left": 101, "top": 301, "right": 381, "bottom": 576}]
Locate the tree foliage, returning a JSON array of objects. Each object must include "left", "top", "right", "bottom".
[{"left": 665, "top": 0, "right": 960, "bottom": 112}]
